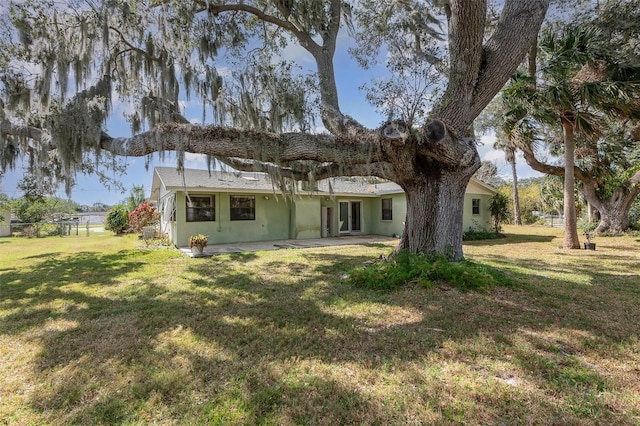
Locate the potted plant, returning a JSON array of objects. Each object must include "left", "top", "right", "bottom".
[
  {"left": 581, "top": 221, "right": 597, "bottom": 250},
  {"left": 188, "top": 234, "right": 208, "bottom": 255}
]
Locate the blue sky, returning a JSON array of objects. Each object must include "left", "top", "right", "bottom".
[{"left": 0, "top": 10, "right": 541, "bottom": 207}]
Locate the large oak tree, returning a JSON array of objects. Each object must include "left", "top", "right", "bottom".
[{"left": 0, "top": 0, "right": 551, "bottom": 260}]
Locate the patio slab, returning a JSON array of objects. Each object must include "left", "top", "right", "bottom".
[{"left": 179, "top": 235, "right": 397, "bottom": 257}]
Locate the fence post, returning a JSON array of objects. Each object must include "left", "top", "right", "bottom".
[{"left": 86, "top": 220, "right": 90, "bottom": 237}]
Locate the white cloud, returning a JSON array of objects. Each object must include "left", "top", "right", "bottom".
[
  {"left": 216, "top": 66, "right": 232, "bottom": 77},
  {"left": 277, "top": 42, "right": 315, "bottom": 64},
  {"left": 479, "top": 133, "right": 496, "bottom": 147},
  {"left": 110, "top": 91, "right": 136, "bottom": 118},
  {"left": 184, "top": 153, "right": 209, "bottom": 168},
  {"left": 482, "top": 149, "right": 506, "bottom": 165}
]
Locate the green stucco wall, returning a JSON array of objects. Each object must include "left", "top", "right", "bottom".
[
  {"left": 166, "top": 187, "right": 494, "bottom": 247},
  {"left": 291, "top": 196, "right": 321, "bottom": 239},
  {"left": 463, "top": 193, "right": 493, "bottom": 231},
  {"left": 173, "top": 191, "right": 291, "bottom": 247},
  {"left": 370, "top": 193, "right": 407, "bottom": 237}
]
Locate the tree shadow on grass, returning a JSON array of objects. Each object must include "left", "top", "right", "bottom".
[
  {"left": 226, "top": 252, "right": 259, "bottom": 262},
  {"left": 22, "top": 252, "right": 64, "bottom": 260},
  {"left": 4, "top": 242, "right": 640, "bottom": 424},
  {"left": 463, "top": 232, "right": 556, "bottom": 246},
  {"left": 0, "top": 251, "right": 146, "bottom": 334}
]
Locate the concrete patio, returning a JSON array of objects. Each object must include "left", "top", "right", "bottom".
[{"left": 179, "top": 234, "right": 397, "bottom": 257}]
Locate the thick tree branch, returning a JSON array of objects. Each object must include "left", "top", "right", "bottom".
[
  {"left": 97, "top": 123, "right": 385, "bottom": 164},
  {"left": 323, "top": 0, "right": 341, "bottom": 51},
  {"left": 218, "top": 157, "right": 396, "bottom": 181},
  {"left": 469, "top": 0, "right": 550, "bottom": 120},
  {"left": 517, "top": 139, "right": 593, "bottom": 183},
  {"left": 435, "top": 0, "right": 486, "bottom": 126},
  {"left": 320, "top": 105, "right": 369, "bottom": 137},
  {"left": 0, "top": 119, "right": 48, "bottom": 143},
  {"left": 199, "top": 2, "right": 294, "bottom": 33}
]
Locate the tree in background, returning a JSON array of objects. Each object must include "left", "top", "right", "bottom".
[
  {"left": 105, "top": 205, "right": 129, "bottom": 235},
  {"left": 473, "top": 161, "right": 505, "bottom": 188},
  {"left": 82, "top": 202, "right": 111, "bottom": 213},
  {"left": 475, "top": 99, "right": 523, "bottom": 225},
  {"left": 13, "top": 174, "right": 82, "bottom": 224},
  {"left": 504, "top": 24, "right": 640, "bottom": 247},
  {"left": 520, "top": 120, "right": 640, "bottom": 233},
  {"left": 124, "top": 185, "right": 146, "bottom": 213},
  {"left": 0, "top": 1, "right": 552, "bottom": 261},
  {"left": 14, "top": 174, "right": 53, "bottom": 223}
]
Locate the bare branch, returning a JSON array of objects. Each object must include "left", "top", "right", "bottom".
[
  {"left": 109, "top": 26, "right": 161, "bottom": 62},
  {"left": 197, "top": 1, "right": 314, "bottom": 46}
]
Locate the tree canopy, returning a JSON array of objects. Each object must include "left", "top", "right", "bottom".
[{"left": 0, "top": 0, "right": 552, "bottom": 260}]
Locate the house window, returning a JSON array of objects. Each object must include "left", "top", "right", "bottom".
[
  {"left": 186, "top": 196, "right": 215, "bottom": 222},
  {"left": 381, "top": 198, "right": 393, "bottom": 221},
  {"left": 230, "top": 195, "right": 255, "bottom": 221},
  {"left": 472, "top": 198, "right": 480, "bottom": 215}
]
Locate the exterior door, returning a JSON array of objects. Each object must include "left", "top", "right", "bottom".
[{"left": 339, "top": 201, "right": 362, "bottom": 234}]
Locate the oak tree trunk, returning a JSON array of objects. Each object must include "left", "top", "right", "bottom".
[
  {"left": 597, "top": 207, "right": 631, "bottom": 234},
  {"left": 396, "top": 169, "right": 472, "bottom": 260},
  {"left": 519, "top": 131, "right": 640, "bottom": 236},
  {"left": 582, "top": 184, "right": 640, "bottom": 234}
]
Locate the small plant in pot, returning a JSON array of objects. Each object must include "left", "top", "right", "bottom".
[
  {"left": 188, "top": 234, "right": 208, "bottom": 255},
  {"left": 580, "top": 221, "right": 597, "bottom": 250}
]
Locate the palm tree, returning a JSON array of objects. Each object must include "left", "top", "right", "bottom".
[
  {"left": 493, "top": 132, "right": 522, "bottom": 225},
  {"left": 505, "top": 26, "right": 640, "bottom": 249}
]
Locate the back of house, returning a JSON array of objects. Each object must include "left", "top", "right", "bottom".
[{"left": 150, "top": 167, "right": 496, "bottom": 247}]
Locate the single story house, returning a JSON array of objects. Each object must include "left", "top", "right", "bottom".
[{"left": 150, "top": 167, "right": 497, "bottom": 248}]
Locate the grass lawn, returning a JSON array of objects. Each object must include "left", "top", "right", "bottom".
[{"left": 1, "top": 226, "right": 639, "bottom": 425}]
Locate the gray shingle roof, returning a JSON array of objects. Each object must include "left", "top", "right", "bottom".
[
  {"left": 154, "top": 167, "right": 276, "bottom": 192},
  {"left": 153, "top": 167, "right": 400, "bottom": 196},
  {"left": 152, "top": 167, "right": 494, "bottom": 199}
]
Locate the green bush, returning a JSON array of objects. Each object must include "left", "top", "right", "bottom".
[
  {"left": 105, "top": 205, "right": 130, "bottom": 234},
  {"left": 348, "top": 250, "right": 511, "bottom": 291},
  {"left": 489, "top": 192, "right": 510, "bottom": 232}
]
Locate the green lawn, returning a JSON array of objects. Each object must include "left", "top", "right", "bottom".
[{"left": 1, "top": 226, "right": 639, "bottom": 425}]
